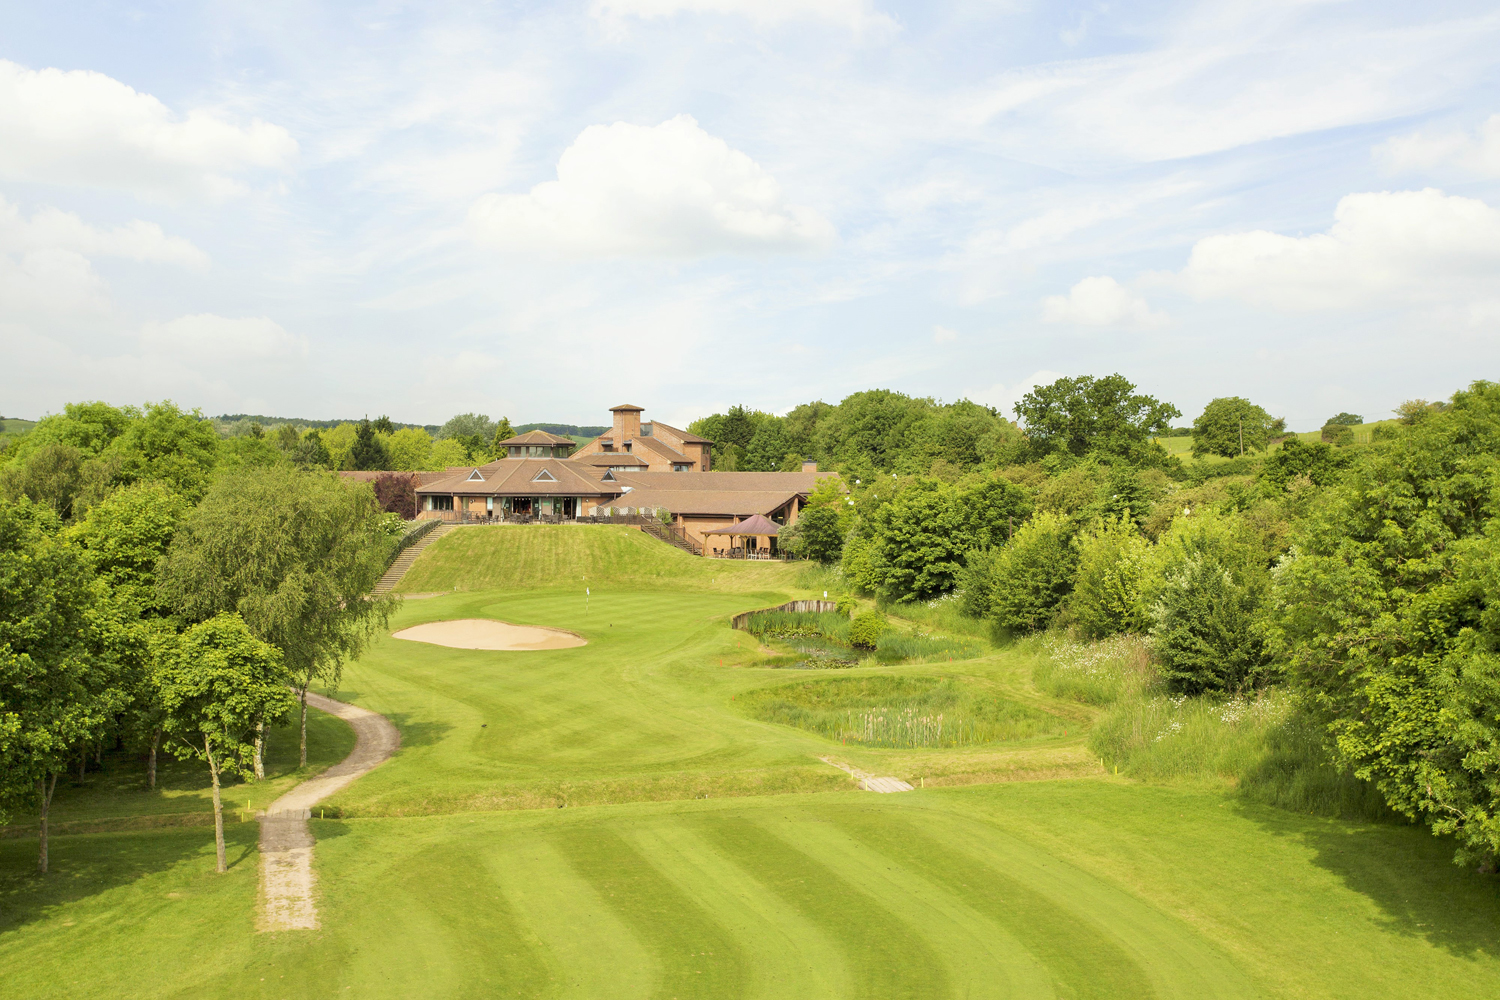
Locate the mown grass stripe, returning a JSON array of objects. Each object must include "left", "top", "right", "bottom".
[
  {"left": 698, "top": 815, "right": 950, "bottom": 1000},
  {"left": 551, "top": 826, "right": 751, "bottom": 1000},
  {"left": 490, "top": 835, "right": 656, "bottom": 1000},
  {"left": 820, "top": 805, "right": 1156, "bottom": 1000},
  {"left": 624, "top": 823, "right": 855, "bottom": 999}
]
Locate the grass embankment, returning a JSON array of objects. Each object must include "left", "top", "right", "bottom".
[{"left": 4, "top": 525, "right": 1497, "bottom": 998}]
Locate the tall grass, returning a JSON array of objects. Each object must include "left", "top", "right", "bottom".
[
  {"left": 1034, "top": 632, "right": 1398, "bottom": 822},
  {"left": 741, "top": 675, "right": 1065, "bottom": 748},
  {"left": 1032, "top": 633, "right": 1157, "bottom": 705},
  {"left": 884, "top": 592, "right": 995, "bottom": 641},
  {"left": 743, "top": 609, "right": 985, "bottom": 666}
]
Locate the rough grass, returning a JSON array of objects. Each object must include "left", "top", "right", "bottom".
[{"left": 740, "top": 675, "right": 1068, "bottom": 748}]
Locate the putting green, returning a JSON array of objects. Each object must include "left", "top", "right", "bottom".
[{"left": 3, "top": 527, "right": 1499, "bottom": 998}]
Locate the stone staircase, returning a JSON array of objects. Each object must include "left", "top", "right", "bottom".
[{"left": 374, "top": 524, "right": 452, "bottom": 594}]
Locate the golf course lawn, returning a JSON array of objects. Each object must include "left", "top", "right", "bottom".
[{"left": 3, "top": 525, "right": 1498, "bottom": 998}]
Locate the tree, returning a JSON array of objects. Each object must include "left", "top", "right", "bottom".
[
  {"left": 0, "top": 498, "right": 123, "bottom": 872},
  {"left": 437, "top": 413, "right": 496, "bottom": 442},
  {"left": 1014, "top": 374, "right": 1180, "bottom": 463},
  {"left": 373, "top": 415, "right": 395, "bottom": 436},
  {"left": 429, "top": 438, "right": 469, "bottom": 469},
  {"left": 1191, "top": 397, "right": 1277, "bottom": 458},
  {"left": 985, "top": 511, "right": 1078, "bottom": 633},
  {"left": 275, "top": 424, "right": 302, "bottom": 452},
  {"left": 957, "top": 476, "right": 1032, "bottom": 550},
  {"left": 68, "top": 482, "right": 191, "bottom": 785},
  {"left": 158, "top": 613, "right": 295, "bottom": 872},
  {"left": 1146, "top": 509, "right": 1270, "bottom": 695},
  {"left": 1326, "top": 412, "right": 1363, "bottom": 426},
  {"left": 742, "top": 418, "right": 789, "bottom": 471},
  {"left": 108, "top": 401, "right": 220, "bottom": 499},
  {"left": 157, "top": 468, "right": 394, "bottom": 766},
  {"left": 349, "top": 418, "right": 392, "bottom": 471},
  {"left": 0, "top": 443, "right": 85, "bottom": 517},
  {"left": 1258, "top": 437, "right": 1352, "bottom": 490},
  {"left": 293, "top": 429, "right": 333, "bottom": 470},
  {"left": 1268, "top": 381, "right": 1500, "bottom": 868},
  {"left": 781, "top": 478, "right": 850, "bottom": 563},
  {"left": 1070, "top": 516, "right": 1151, "bottom": 639},
  {"left": 388, "top": 427, "right": 434, "bottom": 471},
  {"left": 864, "top": 478, "right": 968, "bottom": 601},
  {"left": 373, "top": 472, "right": 418, "bottom": 519},
  {"left": 490, "top": 418, "right": 516, "bottom": 455}
]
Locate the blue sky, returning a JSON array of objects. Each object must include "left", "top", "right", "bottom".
[{"left": 2, "top": 0, "right": 1498, "bottom": 430}]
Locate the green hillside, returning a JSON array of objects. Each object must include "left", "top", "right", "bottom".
[{"left": 396, "top": 523, "right": 802, "bottom": 594}]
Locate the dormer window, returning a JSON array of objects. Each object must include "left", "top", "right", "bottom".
[
  {"left": 602, "top": 470, "right": 616, "bottom": 482},
  {"left": 603, "top": 443, "right": 614, "bottom": 452},
  {"left": 466, "top": 469, "right": 485, "bottom": 482},
  {"left": 623, "top": 442, "right": 632, "bottom": 453},
  {"left": 532, "top": 468, "right": 557, "bottom": 482}
]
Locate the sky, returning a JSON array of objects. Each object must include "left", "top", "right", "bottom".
[{"left": 1, "top": 0, "right": 1498, "bottom": 432}]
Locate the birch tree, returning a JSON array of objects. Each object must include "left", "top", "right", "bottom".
[{"left": 157, "top": 467, "right": 393, "bottom": 766}]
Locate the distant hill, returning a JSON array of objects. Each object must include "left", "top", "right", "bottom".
[
  {"left": 214, "top": 414, "right": 441, "bottom": 434},
  {"left": 516, "top": 422, "right": 608, "bottom": 438}
]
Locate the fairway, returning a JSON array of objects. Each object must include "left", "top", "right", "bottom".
[{"left": 4, "top": 526, "right": 1499, "bottom": 998}]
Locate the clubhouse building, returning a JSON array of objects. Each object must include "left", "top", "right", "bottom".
[{"left": 407, "top": 404, "right": 835, "bottom": 555}]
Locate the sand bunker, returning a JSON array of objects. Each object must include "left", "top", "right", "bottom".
[{"left": 392, "top": 618, "right": 587, "bottom": 651}]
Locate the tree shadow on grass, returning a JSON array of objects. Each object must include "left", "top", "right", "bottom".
[
  {"left": 380, "top": 712, "right": 453, "bottom": 750},
  {"left": 1237, "top": 801, "right": 1500, "bottom": 958},
  {"left": 0, "top": 820, "right": 257, "bottom": 935}
]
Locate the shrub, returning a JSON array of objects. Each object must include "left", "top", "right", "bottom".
[
  {"left": 1069, "top": 516, "right": 1150, "bottom": 639},
  {"left": 834, "top": 595, "right": 858, "bottom": 617},
  {"left": 848, "top": 609, "right": 888, "bottom": 649},
  {"left": 1145, "top": 509, "right": 1271, "bottom": 695},
  {"left": 988, "top": 511, "right": 1077, "bottom": 633}
]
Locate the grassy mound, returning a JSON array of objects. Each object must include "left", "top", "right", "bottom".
[
  {"left": 741, "top": 675, "right": 1067, "bottom": 748},
  {"left": 397, "top": 524, "right": 801, "bottom": 594}
]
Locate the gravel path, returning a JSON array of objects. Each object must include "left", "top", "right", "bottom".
[{"left": 257, "top": 691, "right": 400, "bottom": 932}]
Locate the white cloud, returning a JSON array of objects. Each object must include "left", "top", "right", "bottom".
[
  {"left": 966, "top": 369, "right": 1067, "bottom": 420},
  {"left": 590, "top": 0, "right": 897, "bottom": 33},
  {"left": 1169, "top": 188, "right": 1500, "bottom": 312},
  {"left": 0, "top": 249, "right": 110, "bottom": 323},
  {"left": 468, "top": 115, "right": 835, "bottom": 257},
  {"left": 1379, "top": 114, "right": 1500, "bottom": 179},
  {"left": 1042, "top": 276, "right": 1168, "bottom": 328},
  {"left": 140, "top": 314, "right": 309, "bottom": 362},
  {"left": 933, "top": 325, "right": 958, "bottom": 344},
  {"left": 0, "top": 59, "right": 297, "bottom": 199},
  {"left": 0, "top": 197, "right": 208, "bottom": 269}
]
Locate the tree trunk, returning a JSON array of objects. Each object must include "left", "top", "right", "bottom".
[
  {"left": 37, "top": 773, "right": 57, "bottom": 874},
  {"left": 299, "top": 685, "right": 309, "bottom": 768},
  {"left": 147, "top": 728, "right": 160, "bottom": 790},
  {"left": 253, "top": 719, "right": 265, "bottom": 781},
  {"left": 78, "top": 752, "right": 86, "bottom": 782},
  {"left": 207, "top": 737, "right": 226, "bottom": 874}
]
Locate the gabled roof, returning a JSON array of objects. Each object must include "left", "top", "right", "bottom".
[
  {"left": 416, "top": 458, "right": 617, "bottom": 497},
  {"left": 497, "top": 429, "right": 575, "bottom": 447},
  {"left": 649, "top": 419, "right": 711, "bottom": 445},
  {"left": 606, "top": 488, "right": 804, "bottom": 517}
]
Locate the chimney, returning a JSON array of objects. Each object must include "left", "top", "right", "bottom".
[
  {"left": 802, "top": 458, "right": 818, "bottom": 472},
  {"left": 610, "top": 404, "right": 643, "bottom": 447}
]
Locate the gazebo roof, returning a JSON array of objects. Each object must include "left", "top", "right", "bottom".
[{"left": 701, "top": 513, "right": 780, "bottom": 536}]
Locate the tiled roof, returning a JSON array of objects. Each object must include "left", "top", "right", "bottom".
[
  {"left": 417, "top": 458, "right": 617, "bottom": 496},
  {"left": 612, "top": 470, "right": 835, "bottom": 492},
  {"left": 630, "top": 435, "right": 691, "bottom": 463},
  {"left": 609, "top": 488, "right": 802, "bottom": 517},
  {"left": 649, "top": 419, "right": 711, "bottom": 444},
  {"left": 609, "top": 403, "right": 644, "bottom": 411}
]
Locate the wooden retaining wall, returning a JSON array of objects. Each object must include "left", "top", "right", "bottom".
[{"left": 730, "top": 599, "right": 839, "bottom": 630}]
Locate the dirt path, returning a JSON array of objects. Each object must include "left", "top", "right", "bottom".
[{"left": 257, "top": 691, "right": 400, "bottom": 932}]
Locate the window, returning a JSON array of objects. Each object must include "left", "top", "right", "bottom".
[
  {"left": 466, "top": 469, "right": 484, "bottom": 481},
  {"left": 603, "top": 443, "right": 614, "bottom": 452},
  {"left": 673, "top": 464, "right": 691, "bottom": 472},
  {"left": 602, "top": 470, "right": 616, "bottom": 482},
  {"left": 532, "top": 468, "right": 557, "bottom": 482},
  {"left": 640, "top": 423, "right": 653, "bottom": 437},
  {"left": 428, "top": 496, "right": 454, "bottom": 511}
]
